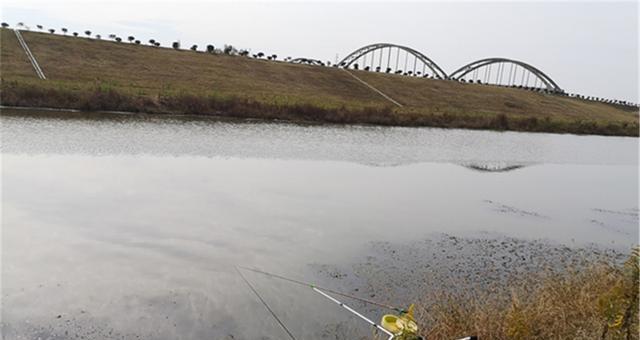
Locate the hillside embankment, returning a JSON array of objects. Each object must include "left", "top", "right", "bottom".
[{"left": 1, "top": 28, "right": 638, "bottom": 136}]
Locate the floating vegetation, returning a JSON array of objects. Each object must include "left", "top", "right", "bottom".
[{"left": 483, "top": 199, "right": 549, "bottom": 219}]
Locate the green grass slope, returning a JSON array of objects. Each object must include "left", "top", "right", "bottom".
[{"left": 1, "top": 28, "right": 638, "bottom": 135}]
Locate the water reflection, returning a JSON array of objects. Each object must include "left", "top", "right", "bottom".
[
  {"left": 1, "top": 110, "right": 637, "bottom": 166},
  {"left": 460, "top": 162, "right": 527, "bottom": 172},
  {"left": 1, "top": 111, "right": 638, "bottom": 339}
]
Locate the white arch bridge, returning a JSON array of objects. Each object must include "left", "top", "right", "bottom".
[
  {"left": 298, "top": 43, "right": 564, "bottom": 93},
  {"left": 448, "top": 57, "right": 562, "bottom": 92}
]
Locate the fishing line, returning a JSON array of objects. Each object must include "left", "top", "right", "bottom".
[
  {"left": 237, "top": 266, "right": 477, "bottom": 340},
  {"left": 237, "top": 266, "right": 405, "bottom": 313},
  {"left": 235, "top": 266, "right": 297, "bottom": 340}
]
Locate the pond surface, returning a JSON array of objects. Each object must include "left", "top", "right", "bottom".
[{"left": 1, "top": 111, "right": 638, "bottom": 339}]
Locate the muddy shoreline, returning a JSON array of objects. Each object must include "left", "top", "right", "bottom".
[{"left": 1, "top": 232, "right": 633, "bottom": 340}]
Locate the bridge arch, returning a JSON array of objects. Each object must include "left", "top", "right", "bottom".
[
  {"left": 449, "top": 58, "right": 563, "bottom": 92},
  {"left": 338, "top": 43, "right": 448, "bottom": 79}
]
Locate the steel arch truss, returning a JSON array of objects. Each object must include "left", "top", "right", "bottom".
[
  {"left": 338, "top": 43, "right": 448, "bottom": 79},
  {"left": 290, "top": 58, "right": 325, "bottom": 66},
  {"left": 449, "top": 58, "right": 563, "bottom": 92}
]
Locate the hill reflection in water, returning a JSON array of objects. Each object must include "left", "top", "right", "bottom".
[{"left": 1, "top": 110, "right": 637, "bottom": 167}]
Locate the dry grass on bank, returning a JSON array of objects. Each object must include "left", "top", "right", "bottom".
[
  {"left": 415, "top": 249, "right": 639, "bottom": 339},
  {"left": 1, "top": 28, "right": 386, "bottom": 111},
  {"left": 1, "top": 28, "right": 638, "bottom": 135},
  {"left": 2, "top": 81, "right": 637, "bottom": 136}
]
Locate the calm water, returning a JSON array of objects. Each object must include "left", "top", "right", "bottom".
[{"left": 1, "top": 111, "right": 638, "bottom": 339}]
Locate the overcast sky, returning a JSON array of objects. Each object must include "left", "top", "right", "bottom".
[{"left": 2, "top": 1, "right": 638, "bottom": 102}]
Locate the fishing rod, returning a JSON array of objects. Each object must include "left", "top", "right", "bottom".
[
  {"left": 312, "top": 286, "right": 395, "bottom": 339},
  {"left": 237, "top": 266, "right": 478, "bottom": 340},
  {"left": 237, "top": 265, "right": 406, "bottom": 313},
  {"left": 236, "top": 266, "right": 395, "bottom": 339}
]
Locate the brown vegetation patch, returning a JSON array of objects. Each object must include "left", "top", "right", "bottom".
[
  {"left": 417, "top": 249, "right": 639, "bottom": 339},
  {"left": 1, "top": 29, "right": 638, "bottom": 136}
]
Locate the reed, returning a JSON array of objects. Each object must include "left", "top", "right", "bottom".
[{"left": 416, "top": 248, "right": 639, "bottom": 339}]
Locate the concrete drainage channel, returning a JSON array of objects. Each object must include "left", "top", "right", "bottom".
[
  {"left": 341, "top": 68, "right": 403, "bottom": 107},
  {"left": 14, "top": 29, "right": 47, "bottom": 80}
]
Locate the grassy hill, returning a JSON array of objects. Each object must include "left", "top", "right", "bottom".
[{"left": 1, "top": 28, "right": 638, "bottom": 136}]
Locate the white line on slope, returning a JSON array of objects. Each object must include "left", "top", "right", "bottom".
[
  {"left": 14, "top": 29, "right": 46, "bottom": 80},
  {"left": 340, "top": 68, "right": 403, "bottom": 107}
]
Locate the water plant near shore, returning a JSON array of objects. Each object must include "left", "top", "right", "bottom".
[{"left": 416, "top": 248, "right": 639, "bottom": 339}]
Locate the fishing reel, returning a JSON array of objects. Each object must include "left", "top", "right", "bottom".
[{"left": 380, "top": 304, "right": 423, "bottom": 339}]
